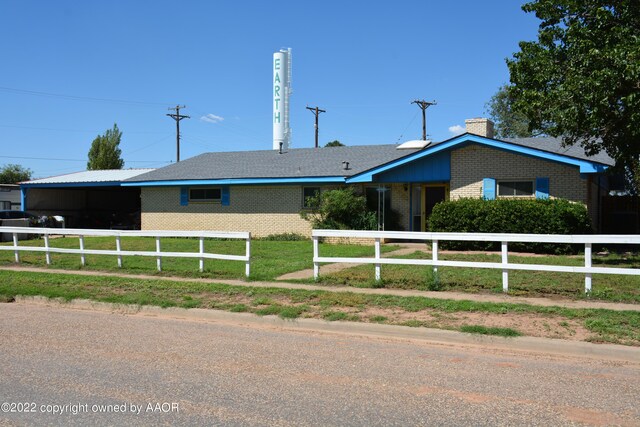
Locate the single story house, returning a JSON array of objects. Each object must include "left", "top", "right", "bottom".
[{"left": 121, "top": 118, "right": 613, "bottom": 236}]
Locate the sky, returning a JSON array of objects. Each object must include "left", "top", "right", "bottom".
[{"left": 0, "top": 1, "right": 541, "bottom": 179}]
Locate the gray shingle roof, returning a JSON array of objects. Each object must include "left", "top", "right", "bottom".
[
  {"left": 501, "top": 136, "right": 614, "bottom": 166},
  {"left": 126, "top": 135, "right": 614, "bottom": 184},
  {"left": 127, "top": 145, "right": 420, "bottom": 182}
]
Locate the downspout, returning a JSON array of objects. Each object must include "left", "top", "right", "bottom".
[{"left": 20, "top": 187, "right": 28, "bottom": 211}]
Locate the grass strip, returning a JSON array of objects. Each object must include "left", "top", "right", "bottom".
[{"left": 0, "top": 269, "right": 639, "bottom": 345}]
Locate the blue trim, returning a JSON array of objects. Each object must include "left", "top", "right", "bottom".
[
  {"left": 20, "top": 188, "right": 27, "bottom": 210},
  {"left": 347, "top": 134, "right": 609, "bottom": 183},
  {"left": 375, "top": 151, "right": 450, "bottom": 183},
  {"left": 535, "top": 177, "right": 550, "bottom": 199},
  {"left": 482, "top": 178, "right": 496, "bottom": 200},
  {"left": 180, "top": 187, "right": 189, "bottom": 206},
  {"left": 123, "top": 176, "right": 346, "bottom": 187},
  {"left": 20, "top": 181, "right": 124, "bottom": 188},
  {"left": 221, "top": 186, "right": 230, "bottom": 206}
]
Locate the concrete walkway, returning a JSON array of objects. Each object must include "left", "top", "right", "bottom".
[
  {"left": 2, "top": 265, "right": 639, "bottom": 312},
  {"left": 277, "top": 243, "right": 428, "bottom": 280}
]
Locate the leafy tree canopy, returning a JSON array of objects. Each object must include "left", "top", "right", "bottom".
[
  {"left": 324, "top": 140, "right": 345, "bottom": 147},
  {"left": 485, "top": 84, "right": 538, "bottom": 138},
  {"left": 507, "top": 1, "right": 640, "bottom": 169},
  {"left": 87, "top": 123, "right": 125, "bottom": 170},
  {"left": 0, "top": 164, "right": 32, "bottom": 184}
]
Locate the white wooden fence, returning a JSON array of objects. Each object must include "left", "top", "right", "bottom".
[
  {"left": 312, "top": 229, "right": 640, "bottom": 293},
  {"left": 0, "top": 227, "right": 251, "bottom": 277}
]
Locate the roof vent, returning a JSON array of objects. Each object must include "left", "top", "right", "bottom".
[
  {"left": 397, "top": 140, "right": 430, "bottom": 150},
  {"left": 342, "top": 161, "right": 350, "bottom": 170}
]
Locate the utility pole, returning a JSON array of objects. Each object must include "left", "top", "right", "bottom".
[
  {"left": 411, "top": 99, "right": 437, "bottom": 140},
  {"left": 306, "top": 106, "right": 326, "bottom": 148},
  {"left": 166, "top": 105, "right": 190, "bottom": 162}
]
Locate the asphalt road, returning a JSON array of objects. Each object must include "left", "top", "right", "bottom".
[{"left": 0, "top": 303, "right": 638, "bottom": 426}]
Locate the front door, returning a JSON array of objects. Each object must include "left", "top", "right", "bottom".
[{"left": 422, "top": 185, "right": 448, "bottom": 231}]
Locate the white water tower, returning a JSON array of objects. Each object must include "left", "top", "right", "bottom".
[{"left": 273, "top": 48, "right": 292, "bottom": 150}]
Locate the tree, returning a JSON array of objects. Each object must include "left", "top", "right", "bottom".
[
  {"left": 87, "top": 123, "right": 125, "bottom": 170},
  {"left": 0, "top": 164, "right": 32, "bottom": 184},
  {"left": 507, "top": 1, "right": 640, "bottom": 185},
  {"left": 485, "top": 84, "right": 538, "bottom": 138},
  {"left": 324, "top": 140, "right": 344, "bottom": 147}
]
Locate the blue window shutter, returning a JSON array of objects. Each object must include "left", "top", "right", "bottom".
[
  {"left": 536, "top": 177, "right": 549, "bottom": 199},
  {"left": 482, "top": 178, "right": 496, "bottom": 200},
  {"left": 180, "top": 187, "right": 189, "bottom": 206},
  {"left": 221, "top": 186, "right": 230, "bottom": 206}
]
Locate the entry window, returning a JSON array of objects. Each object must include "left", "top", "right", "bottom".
[
  {"left": 498, "top": 180, "right": 534, "bottom": 197},
  {"left": 302, "top": 187, "right": 321, "bottom": 208},
  {"left": 189, "top": 188, "right": 221, "bottom": 202}
]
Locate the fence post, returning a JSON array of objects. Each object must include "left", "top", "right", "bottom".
[
  {"left": 313, "top": 235, "right": 319, "bottom": 280},
  {"left": 501, "top": 241, "right": 509, "bottom": 292},
  {"left": 245, "top": 235, "right": 251, "bottom": 278},
  {"left": 12, "top": 233, "right": 19, "bottom": 263},
  {"left": 432, "top": 240, "right": 438, "bottom": 276},
  {"left": 375, "top": 238, "right": 381, "bottom": 282},
  {"left": 199, "top": 237, "right": 205, "bottom": 272},
  {"left": 44, "top": 234, "right": 51, "bottom": 265},
  {"left": 116, "top": 236, "right": 122, "bottom": 268},
  {"left": 155, "top": 237, "right": 162, "bottom": 271},
  {"left": 585, "top": 242, "right": 592, "bottom": 294},
  {"left": 79, "top": 235, "right": 86, "bottom": 266}
]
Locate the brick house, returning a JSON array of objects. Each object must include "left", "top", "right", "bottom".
[{"left": 122, "top": 119, "right": 613, "bottom": 236}]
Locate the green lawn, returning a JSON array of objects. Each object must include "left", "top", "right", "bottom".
[
  {"left": 1, "top": 269, "right": 639, "bottom": 345},
  {"left": 313, "top": 251, "right": 640, "bottom": 303},
  {"left": 2, "top": 236, "right": 639, "bottom": 303},
  {"left": 0, "top": 236, "right": 395, "bottom": 281}
]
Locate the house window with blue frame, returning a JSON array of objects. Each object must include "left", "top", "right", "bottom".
[{"left": 189, "top": 188, "right": 222, "bottom": 202}]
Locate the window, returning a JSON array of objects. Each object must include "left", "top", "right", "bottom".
[
  {"left": 0, "top": 201, "right": 10, "bottom": 210},
  {"left": 498, "top": 180, "right": 534, "bottom": 197},
  {"left": 189, "top": 188, "right": 221, "bottom": 202},
  {"left": 302, "top": 187, "right": 320, "bottom": 208}
]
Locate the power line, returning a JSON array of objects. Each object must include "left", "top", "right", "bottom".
[
  {"left": 0, "top": 155, "right": 168, "bottom": 163},
  {"left": 0, "top": 86, "right": 170, "bottom": 107},
  {"left": 306, "top": 106, "right": 326, "bottom": 148},
  {"left": 0, "top": 124, "right": 168, "bottom": 134},
  {"left": 166, "top": 105, "right": 190, "bottom": 162}
]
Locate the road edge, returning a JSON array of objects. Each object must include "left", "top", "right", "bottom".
[{"left": 12, "top": 296, "right": 640, "bottom": 363}]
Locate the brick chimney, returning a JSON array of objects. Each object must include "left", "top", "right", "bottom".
[{"left": 465, "top": 118, "right": 495, "bottom": 139}]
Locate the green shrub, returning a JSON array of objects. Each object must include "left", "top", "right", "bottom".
[
  {"left": 301, "top": 188, "right": 378, "bottom": 230},
  {"left": 428, "top": 198, "right": 592, "bottom": 254}
]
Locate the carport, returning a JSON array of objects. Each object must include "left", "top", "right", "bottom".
[{"left": 21, "top": 169, "right": 153, "bottom": 229}]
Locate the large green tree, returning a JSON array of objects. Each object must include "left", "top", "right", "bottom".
[
  {"left": 0, "top": 164, "right": 32, "bottom": 184},
  {"left": 485, "top": 84, "right": 538, "bottom": 138},
  {"left": 507, "top": 1, "right": 640, "bottom": 178},
  {"left": 87, "top": 124, "right": 125, "bottom": 170}
]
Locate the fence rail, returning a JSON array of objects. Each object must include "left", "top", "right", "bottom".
[
  {"left": 312, "top": 229, "right": 640, "bottom": 293},
  {"left": 0, "top": 227, "right": 251, "bottom": 276}
]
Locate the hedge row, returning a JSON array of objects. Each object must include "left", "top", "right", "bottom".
[{"left": 428, "top": 198, "right": 592, "bottom": 254}]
